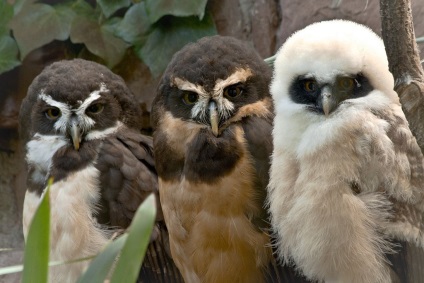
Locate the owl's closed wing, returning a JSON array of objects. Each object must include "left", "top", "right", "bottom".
[
  {"left": 94, "top": 128, "right": 183, "bottom": 282},
  {"left": 364, "top": 106, "right": 424, "bottom": 247}
]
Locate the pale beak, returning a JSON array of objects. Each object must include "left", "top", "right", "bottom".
[
  {"left": 209, "top": 101, "right": 219, "bottom": 137},
  {"left": 321, "top": 87, "right": 337, "bottom": 117},
  {"left": 69, "top": 120, "right": 81, "bottom": 150}
]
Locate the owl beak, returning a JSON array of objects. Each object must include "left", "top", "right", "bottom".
[
  {"left": 69, "top": 121, "right": 81, "bottom": 151},
  {"left": 209, "top": 101, "right": 219, "bottom": 136},
  {"left": 321, "top": 88, "right": 337, "bottom": 117}
]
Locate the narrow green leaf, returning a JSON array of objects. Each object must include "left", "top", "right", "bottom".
[
  {"left": 70, "top": 16, "right": 128, "bottom": 67},
  {"left": 77, "top": 234, "right": 128, "bottom": 283},
  {"left": 137, "top": 13, "right": 217, "bottom": 76},
  {"left": 417, "top": 36, "right": 424, "bottom": 43},
  {"left": 97, "top": 0, "right": 131, "bottom": 18},
  {"left": 145, "top": 0, "right": 208, "bottom": 23},
  {"left": 115, "top": 2, "right": 151, "bottom": 45},
  {"left": 22, "top": 180, "right": 51, "bottom": 283},
  {"left": 110, "top": 194, "right": 156, "bottom": 283},
  {"left": 10, "top": 3, "right": 75, "bottom": 59},
  {"left": 0, "top": 1, "right": 13, "bottom": 35}
]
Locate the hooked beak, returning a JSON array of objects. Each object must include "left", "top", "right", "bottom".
[
  {"left": 209, "top": 101, "right": 219, "bottom": 137},
  {"left": 321, "top": 87, "right": 338, "bottom": 117},
  {"left": 69, "top": 120, "right": 81, "bottom": 150}
]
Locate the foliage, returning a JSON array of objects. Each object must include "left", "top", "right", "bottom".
[
  {"left": 0, "top": 182, "right": 157, "bottom": 283},
  {"left": 21, "top": 179, "right": 51, "bottom": 283},
  {"left": 1, "top": 0, "right": 216, "bottom": 76}
]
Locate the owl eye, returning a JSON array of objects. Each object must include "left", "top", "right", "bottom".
[
  {"left": 224, "top": 85, "right": 243, "bottom": 98},
  {"left": 302, "top": 80, "right": 317, "bottom": 92},
  {"left": 338, "top": 77, "right": 355, "bottom": 91},
  {"left": 45, "top": 107, "right": 61, "bottom": 120},
  {"left": 182, "top": 91, "right": 198, "bottom": 105},
  {"left": 86, "top": 103, "right": 104, "bottom": 114}
]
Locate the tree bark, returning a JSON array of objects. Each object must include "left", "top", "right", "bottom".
[
  {"left": 380, "top": 0, "right": 424, "bottom": 153},
  {"left": 380, "top": 0, "right": 424, "bottom": 282}
]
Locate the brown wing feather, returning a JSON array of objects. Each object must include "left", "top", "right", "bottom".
[
  {"left": 371, "top": 107, "right": 424, "bottom": 248},
  {"left": 95, "top": 127, "right": 183, "bottom": 282}
]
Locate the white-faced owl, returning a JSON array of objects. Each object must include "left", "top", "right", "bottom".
[
  {"left": 19, "top": 59, "right": 182, "bottom": 283},
  {"left": 268, "top": 20, "right": 424, "bottom": 283}
]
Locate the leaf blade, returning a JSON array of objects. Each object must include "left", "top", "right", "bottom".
[
  {"left": 10, "top": 3, "right": 75, "bottom": 59},
  {"left": 97, "top": 0, "right": 131, "bottom": 18},
  {"left": 145, "top": 0, "right": 208, "bottom": 23},
  {"left": 110, "top": 194, "right": 156, "bottom": 283},
  {"left": 70, "top": 16, "right": 128, "bottom": 67},
  {"left": 22, "top": 182, "right": 51, "bottom": 283},
  {"left": 77, "top": 234, "right": 128, "bottom": 283},
  {"left": 137, "top": 13, "right": 217, "bottom": 76},
  {"left": 0, "top": 35, "right": 21, "bottom": 74}
]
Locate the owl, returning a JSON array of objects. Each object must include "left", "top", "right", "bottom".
[
  {"left": 267, "top": 19, "right": 424, "bottom": 283},
  {"left": 151, "top": 35, "right": 309, "bottom": 283},
  {"left": 19, "top": 59, "right": 181, "bottom": 283}
]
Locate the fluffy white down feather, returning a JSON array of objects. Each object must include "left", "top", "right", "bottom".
[{"left": 268, "top": 19, "right": 424, "bottom": 283}]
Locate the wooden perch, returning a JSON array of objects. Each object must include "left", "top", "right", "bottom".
[
  {"left": 380, "top": 1, "right": 424, "bottom": 281},
  {"left": 380, "top": 0, "right": 424, "bottom": 154}
]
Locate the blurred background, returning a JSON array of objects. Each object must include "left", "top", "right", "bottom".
[{"left": 0, "top": 0, "right": 423, "bottom": 282}]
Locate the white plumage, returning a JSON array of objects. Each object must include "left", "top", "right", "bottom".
[{"left": 268, "top": 19, "right": 424, "bottom": 283}]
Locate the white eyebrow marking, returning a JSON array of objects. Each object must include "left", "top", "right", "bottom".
[
  {"left": 75, "top": 83, "right": 108, "bottom": 116},
  {"left": 37, "top": 83, "right": 109, "bottom": 134},
  {"left": 171, "top": 77, "right": 208, "bottom": 96},
  {"left": 39, "top": 91, "right": 72, "bottom": 133},
  {"left": 213, "top": 68, "right": 252, "bottom": 98}
]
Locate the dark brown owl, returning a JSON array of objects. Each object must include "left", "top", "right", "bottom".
[
  {"left": 151, "top": 35, "right": 309, "bottom": 283},
  {"left": 19, "top": 59, "right": 181, "bottom": 283}
]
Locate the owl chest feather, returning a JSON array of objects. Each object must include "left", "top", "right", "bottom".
[
  {"left": 158, "top": 126, "right": 271, "bottom": 283},
  {"left": 23, "top": 165, "right": 110, "bottom": 283},
  {"left": 268, "top": 106, "right": 411, "bottom": 283},
  {"left": 23, "top": 136, "right": 114, "bottom": 283}
]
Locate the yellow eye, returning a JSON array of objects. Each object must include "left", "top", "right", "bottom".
[
  {"left": 303, "top": 80, "right": 317, "bottom": 92},
  {"left": 87, "top": 103, "right": 104, "bottom": 114},
  {"left": 224, "top": 85, "right": 243, "bottom": 98},
  {"left": 182, "top": 91, "right": 198, "bottom": 105},
  {"left": 338, "top": 77, "right": 355, "bottom": 91},
  {"left": 45, "top": 107, "right": 61, "bottom": 120}
]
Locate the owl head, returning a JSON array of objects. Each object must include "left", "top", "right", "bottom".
[
  {"left": 152, "top": 35, "right": 272, "bottom": 136},
  {"left": 19, "top": 59, "right": 141, "bottom": 149},
  {"left": 271, "top": 20, "right": 398, "bottom": 119}
]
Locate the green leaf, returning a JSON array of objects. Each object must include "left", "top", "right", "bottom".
[
  {"left": 22, "top": 181, "right": 51, "bottom": 283},
  {"left": 137, "top": 13, "right": 217, "bottom": 77},
  {"left": 145, "top": 0, "right": 208, "bottom": 24},
  {"left": 10, "top": 3, "right": 75, "bottom": 59},
  {"left": 70, "top": 16, "right": 128, "bottom": 67},
  {"left": 0, "top": 35, "right": 20, "bottom": 74},
  {"left": 97, "top": 0, "right": 131, "bottom": 18},
  {"left": 12, "top": 0, "right": 36, "bottom": 16},
  {"left": 110, "top": 194, "right": 156, "bottom": 283},
  {"left": 115, "top": 2, "right": 151, "bottom": 45},
  {"left": 77, "top": 235, "right": 128, "bottom": 283},
  {"left": 0, "top": 1, "right": 13, "bottom": 35}
]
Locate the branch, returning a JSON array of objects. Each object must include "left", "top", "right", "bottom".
[
  {"left": 380, "top": 0, "right": 424, "bottom": 154},
  {"left": 380, "top": 1, "right": 424, "bottom": 281}
]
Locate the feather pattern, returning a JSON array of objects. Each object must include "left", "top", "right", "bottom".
[{"left": 268, "top": 20, "right": 424, "bottom": 283}]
